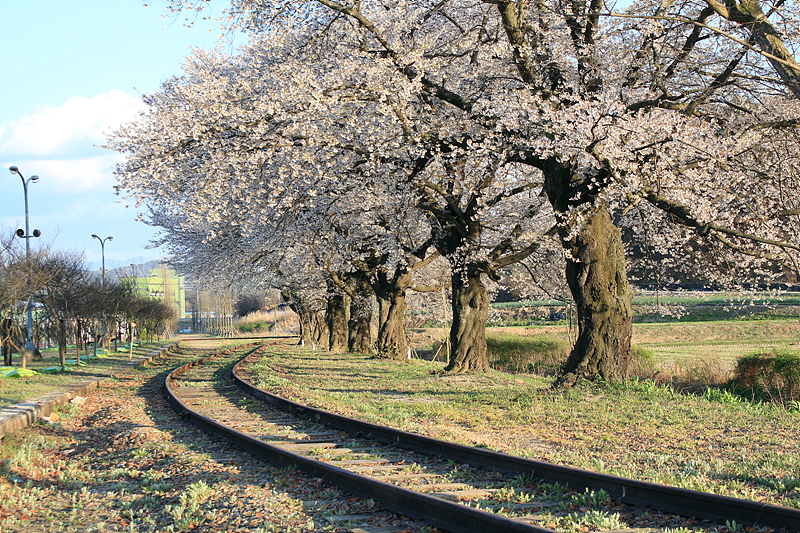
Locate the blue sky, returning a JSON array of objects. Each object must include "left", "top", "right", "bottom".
[{"left": 0, "top": 0, "right": 240, "bottom": 270}]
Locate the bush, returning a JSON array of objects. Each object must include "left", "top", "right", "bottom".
[
  {"left": 487, "top": 333, "right": 569, "bottom": 375},
  {"left": 733, "top": 350, "right": 800, "bottom": 402},
  {"left": 628, "top": 345, "right": 657, "bottom": 379},
  {"left": 234, "top": 321, "right": 272, "bottom": 334}
]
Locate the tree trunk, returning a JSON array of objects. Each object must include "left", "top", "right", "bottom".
[
  {"left": 445, "top": 268, "right": 490, "bottom": 372},
  {"left": 312, "top": 310, "right": 327, "bottom": 347},
  {"left": 543, "top": 157, "right": 634, "bottom": 386},
  {"left": 376, "top": 291, "right": 408, "bottom": 358},
  {"left": 75, "top": 320, "right": 82, "bottom": 366},
  {"left": 295, "top": 304, "right": 315, "bottom": 346},
  {"left": 58, "top": 318, "right": 68, "bottom": 371},
  {"left": 556, "top": 207, "right": 633, "bottom": 386},
  {"left": 372, "top": 268, "right": 411, "bottom": 358},
  {"left": 348, "top": 311, "right": 372, "bottom": 353},
  {"left": 348, "top": 278, "right": 374, "bottom": 353},
  {"left": 326, "top": 292, "right": 348, "bottom": 353},
  {"left": 0, "top": 319, "right": 12, "bottom": 366}
]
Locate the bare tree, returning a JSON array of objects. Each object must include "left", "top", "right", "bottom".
[{"left": 33, "top": 250, "right": 92, "bottom": 371}]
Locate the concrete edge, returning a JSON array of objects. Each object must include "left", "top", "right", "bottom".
[{"left": 0, "top": 342, "right": 180, "bottom": 439}]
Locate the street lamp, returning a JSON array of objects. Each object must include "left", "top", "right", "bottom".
[
  {"left": 92, "top": 234, "right": 113, "bottom": 352},
  {"left": 9, "top": 166, "right": 41, "bottom": 360},
  {"left": 91, "top": 235, "right": 113, "bottom": 289}
]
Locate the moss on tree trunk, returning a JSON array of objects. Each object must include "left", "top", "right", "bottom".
[
  {"left": 326, "top": 292, "right": 348, "bottom": 353},
  {"left": 556, "top": 207, "right": 633, "bottom": 386},
  {"left": 348, "top": 278, "right": 374, "bottom": 353},
  {"left": 445, "top": 268, "right": 489, "bottom": 372}
]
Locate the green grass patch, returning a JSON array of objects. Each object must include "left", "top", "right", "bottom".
[
  {"left": 243, "top": 344, "right": 800, "bottom": 510},
  {"left": 234, "top": 320, "right": 272, "bottom": 334},
  {"left": 0, "top": 341, "right": 174, "bottom": 409},
  {"left": 487, "top": 332, "right": 569, "bottom": 375}
]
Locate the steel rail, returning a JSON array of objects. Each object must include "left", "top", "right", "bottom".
[
  {"left": 166, "top": 346, "right": 553, "bottom": 533},
  {"left": 166, "top": 344, "right": 800, "bottom": 533},
  {"left": 230, "top": 353, "right": 800, "bottom": 533}
]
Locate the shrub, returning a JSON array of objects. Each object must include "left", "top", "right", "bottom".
[
  {"left": 487, "top": 333, "right": 569, "bottom": 375},
  {"left": 733, "top": 350, "right": 800, "bottom": 402},
  {"left": 627, "top": 345, "right": 657, "bottom": 379},
  {"left": 234, "top": 321, "right": 272, "bottom": 334}
]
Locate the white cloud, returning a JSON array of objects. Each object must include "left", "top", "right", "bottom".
[
  {"left": 0, "top": 90, "right": 146, "bottom": 158},
  {"left": 5, "top": 153, "right": 125, "bottom": 193}
]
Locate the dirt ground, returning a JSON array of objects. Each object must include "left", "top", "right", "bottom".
[{"left": 0, "top": 342, "right": 425, "bottom": 533}]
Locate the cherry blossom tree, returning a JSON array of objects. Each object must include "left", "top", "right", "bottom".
[
  {"left": 130, "top": 0, "right": 799, "bottom": 384},
  {"left": 233, "top": 0, "right": 798, "bottom": 383}
]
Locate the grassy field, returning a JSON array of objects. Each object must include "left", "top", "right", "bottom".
[
  {"left": 493, "top": 291, "right": 800, "bottom": 309},
  {"left": 490, "top": 291, "right": 800, "bottom": 325},
  {"left": 0, "top": 341, "right": 175, "bottom": 409},
  {"left": 410, "top": 318, "right": 800, "bottom": 386},
  {"left": 0, "top": 338, "right": 380, "bottom": 533},
  {"left": 243, "top": 344, "right": 800, "bottom": 510}
]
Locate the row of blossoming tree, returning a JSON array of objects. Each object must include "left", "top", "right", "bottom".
[{"left": 108, "top": 0, "right": 800, "bottom": 385}]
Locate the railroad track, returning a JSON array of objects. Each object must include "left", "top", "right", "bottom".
[{"left": 166, "top": 342, "right": 800, "bottom": 533}]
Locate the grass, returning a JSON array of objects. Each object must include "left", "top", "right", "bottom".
[
  {"left": 244, "top": 344, "right": 800, "bottom": 510},
  {"left": 234, "top": 309, "right": 297, "bottom": 336},
  {"left": 486, "top": 332, "right": 569, "bottom": 375},
  {"left": 493, "top": 291, "right": 800, "bottom": 309},
  {"left": 234, "top": 320, "right": 272, "bottom": 334},
  {"left": 0, "top": 338, "right": 401, "bottom": 533},
  {"left": 445, "top": 319, "right": 800, "bottom": 384},
  {"left": 0, "top": 340, "right": 174, "bottom": 409},
  {"left": 489, "top": 291, "right": 800, "bottom": 325}
]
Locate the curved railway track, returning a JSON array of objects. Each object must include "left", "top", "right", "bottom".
[{"left": 166, "top": 341, "right": 800, "bottom": 533}]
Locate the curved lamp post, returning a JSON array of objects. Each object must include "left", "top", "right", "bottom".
[
  {"left": 9, "top": 166, "right": 41, "bottom": 359},
  {"left": 91, "top": 235, "right": 113, "bottom": 289},
  {"left": 92, "top": 234, "right": 113, "bottom": 352}
]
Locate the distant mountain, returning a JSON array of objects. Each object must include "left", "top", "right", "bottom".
[{"left": 89, "top": 259, "right": 167, "bottom": 282}]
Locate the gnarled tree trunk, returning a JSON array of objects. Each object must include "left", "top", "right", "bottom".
[
  {"left": 348, "top": 277, "right": 374, "bottom": 353},
  {"left": 312, "top": 310, "right": 327, "bottom": 347},
  {"left": 326, "top": 292, "right": 348, "bottom": 353},
  {"left": 295, "top": 303, "right": 315, "bottom": 346},
  {"left": 282, "top": 289, "right": 315, "bottom": 346},
  {"left": 554, "top": 210, "right": 633, "bottom": 386},
  {"left": 445, "top": 268, "right": 490, "bottom": 372},
  {"left": 373, "top": 268, "right": 411, "bottom": 358},
  {"left": 556, "top": 206, "right": 633, "bottom": 385},
  {"left": 543, "top": 159, "right": 634, "bottom": 386}
]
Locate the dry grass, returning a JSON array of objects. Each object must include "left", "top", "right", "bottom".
[
  {"left": 245, "top": 344, "right": 800, "bottom": 510},
  {"left": 234, "top": 309, "right": 299, "bottom": 336},
  {"left": 406, "top": 320, "right": 800, "bottom": 386},
  {"left": 0, "top": 340, "right": 397, "bottom": 533},
  {"left": 0, "top": 341, "right": 175, "bottom": 409}
]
